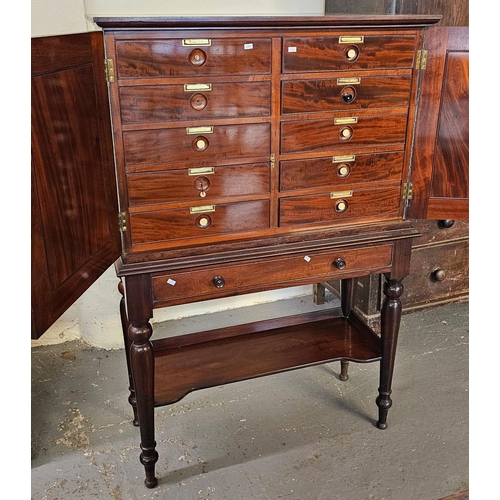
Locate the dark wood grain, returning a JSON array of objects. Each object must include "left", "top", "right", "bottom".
[
  {"left": 127, "top": 163, "right": 270, "bottom": 206},
  {"left": 119, "top": 81, "right": 271, "bottom": 123},
  {"left": 153, "top": 315, "right": 381, "bottom": 406},
  {"left": 123, "top": 123, "right": 271, "bottom": 167},
  {"left": 279, "top": 186, "right": 401, "bottom": 227},
  {"left": 280, "top": 152, "right": 404, "bottom": 191},
  {"left": 130, "top": 200, "right": 270, "bottom": 245},
  {"left": 115, "top": 38, "right": 272, "bottom": 79},
  {"left": 282, "top": 35, "right": 417, "bottom": 72},
  {"left": 280, "top": 113, "right": 407, "bottom": 154},
  {"left": 281, "top": 74, "right": 411, "bottom": 113},
  {"left": 31, "top": 32, "right": 120, "bottom": 339},
  {"left": 407, "top": 26, "right": 468, "bottom": 220}
]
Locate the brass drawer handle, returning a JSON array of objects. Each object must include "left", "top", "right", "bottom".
[
  {"left": 330, "top": 190, "right": 353, "bottom": 199},
  {"left": 190, "top": 205, "right": 215, "bottom": 214},
  {"left": 339, "top": 36, "right": 364, "bottom": 44},
  {"left": 187, "top": 126, "right": 213, "bottom": 135},
  {"left": 184, "top": 83, "right": 212, "bottom": 92},
  {"left": 188, "top": 167, "right": 214, "bottom": 176},
  {"left": 183, "top": 39, "right": 211, "bottom": 47}
]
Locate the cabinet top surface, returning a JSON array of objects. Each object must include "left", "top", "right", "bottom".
[{"left": 93, "top": 15, "right": 442, "bottom": 30}]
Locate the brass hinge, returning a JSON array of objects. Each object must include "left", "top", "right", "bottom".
[
  {"left": 270, "top": 153, "right": 276, "bottom": 169},
  {"left": 105, "top": 58, "right": 115, "bottom": 83},
  {"left": 118, "top": 212, "right": 127, "bottom": 232},
  {"left": 416, "top": 50, "right": 428, "bottom": 70},
  {"left": 403, "top": 182, "right": 414, "bottom": 201}
]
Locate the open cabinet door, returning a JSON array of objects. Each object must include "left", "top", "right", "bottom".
[
  {"left": 31, "top": 32, "right": 121, "bottom": 339},
  {"left": 407, "top": 26, "right": 469, "bottom": 220}
]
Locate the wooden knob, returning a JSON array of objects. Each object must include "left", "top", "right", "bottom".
[
  {"left": 438, "top": 220, "right": 455, "bottom": 229},
  {"left": 334, "top": 258, "right": 347, "bottom": 270},
  {"left": 190, "top": 93, "right": 208, "bottom": 111},
  {"left": 189, "top": 48, "right": 206, "bottom": 66},
  {"left": 432, "top": 268, "right": 446, "bottom": 281},
  {"left": 213, "top": 276, "right": 225, "bottom": 288},
  {"left": 340, "top": 86, "right": 356, "bottom": 103}
]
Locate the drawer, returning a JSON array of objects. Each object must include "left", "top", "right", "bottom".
[
  {"left": 409, "top": 219, "right": 468, "bottom": 247},
  {"left": 401, "top": 239, "right": 469, "bottom": 308},
  {"left": 280, "top": 114, "right": 407, "bottom": 154},
  {"left": 280, "top": 152, "right": 404, "bottom": 192},
  {"left": 115, "top": 38, "right": 272, "bottom": 78},
  {"left": 123, "top": 123, "right": 271, "bottom": 168},
  {"left": 119, "top": 82, "right": 271, "bottom": 123},
  {"left": 129, "top": 200, "right": 270, "bottom": 245},
  {"left": 279, "top": 185, "right": 401, "bottom": 227},
  {"left": 127, "top": 163, "right": 270, "bottom": 207},
  {"left": 281, "top": 75, "right": 411, "bottom": 114},
  {"left": 282, "top": 35, "right": 417, "bottom": 73},
  {"left": 152, "top": 244, "right": 393, "bottom": 305}
]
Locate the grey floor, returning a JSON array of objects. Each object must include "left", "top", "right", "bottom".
[{"left": 31, "top": 296, "right": 469, "bottom": 500}]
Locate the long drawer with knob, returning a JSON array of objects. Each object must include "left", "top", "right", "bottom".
[{"left": 151, "top": 243, "right": 394, "bottom": 307}]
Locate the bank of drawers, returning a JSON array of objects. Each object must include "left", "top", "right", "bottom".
[{"left": 113, "top": 31, "right": 418, "bottom": 251}]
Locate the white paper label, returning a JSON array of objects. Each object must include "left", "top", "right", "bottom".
[
  {"left": 244, "top": 43, "right": 254, "bottom": 50},
  {"left": 288, "top": 46, "right": 297, "bottom": 53},
  {"left": 167, "top": 279, "right": 176, "bottom": 286},
  {"left": 304, "top": 255, "right": 311, "bottom": 262}
]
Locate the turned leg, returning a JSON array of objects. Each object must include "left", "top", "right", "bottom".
[
  {"left": 376, "top": 276, "right": 404, "bottom": 430},
  {"left": 129, "top": 319, "right": 158, "bottom": 488},
  {"left": 339, "top": 278, "right": 357, "bottom": 381},
  {"left": 118, "top": 280, "right": 139, "bottom": 426}
]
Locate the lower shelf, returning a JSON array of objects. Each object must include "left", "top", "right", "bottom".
[{"left": 152, "top": 310, "right": 381, "bottom": 406}]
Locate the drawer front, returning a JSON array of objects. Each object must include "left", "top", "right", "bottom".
[
  {"left": 280, "top": 152, "right": 404, "bottom": 192},
  {"left": 401, "top": 240, "right": 469, "bottom": 308},
  {"left": 282, "top": 35, "right": 417, "bottom": 73},
  {"left": 280, "top": 114, "right": 407, "bottom": 154},
  {"left": 152, "top": 244, "right": 393, "bottom": 305},
  {"left": 281, "top": 75, "right": 411, "bottom": 114},
  {"left": 130, "top": 200, "right": 270, "bottom": 245},
  {"left": 115, "top": 38, "right": 272, "bottom": 78},
  {"left": 409, "top": 219, "right": 468, "bottom": 247},
  {"left": 279, "top": 186, "right": 401, "bottom": 227},
  {"left": 123, "top": 123, "right": 271, "bottom": 168},
  {"left": 119, "top": 82, "right": 272, "bottom": 123},
  {"left": 127, "top": 163, "right": 270, "bottom": 207}
]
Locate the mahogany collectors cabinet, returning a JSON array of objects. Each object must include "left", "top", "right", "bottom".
[{"left": 31, "top": 15, "right": 468, "bottom": 487}]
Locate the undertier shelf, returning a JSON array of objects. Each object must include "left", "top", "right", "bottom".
[{"left": 152, "top": 311, "right": 381, "bottom": 406}]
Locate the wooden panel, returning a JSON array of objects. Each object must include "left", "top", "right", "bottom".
[
  {"left": 123, "top": 123, "right": 271, "bottom": 167},
  {"left": 279, "top": 185, "right": 401, "bottom": 227},
  {"left": 31, "top": 32, "right": 120, "bottom": 339},
  {"left": 430, "top": 50, "right": 468, "bottom": 199},
  {"left": 280, "top": 113, "right": 407, "bottom": 154},
  {"left": 407, "top": 26, "right": 468, "bottom": 220},
  {"left": 130, "top": 200, "right": 270, "bottom": 245},
  {"left": 127, "top": 163, "right": 270, "bottom": 207},
  {"left": 280, "top": 152, "right": 404, "bottom": 191},
  {"left": 281, "top": 74, "right": 411, "bottom": 113},
  {"left": 119, "top": 82, "right": 271, "bottom": 123},
  {"left": 152, "top": 245, "right": 393, "bottom": 305},
  {"left": 282, "top": 35, "right": 417, "bottom": 72},
  {"left": 115, "top": 38, "right": 272, "bottom": 78}
]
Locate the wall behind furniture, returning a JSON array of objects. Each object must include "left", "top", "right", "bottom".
[{"left": 31, "top": 0, "right": 325, "bottom": 349}]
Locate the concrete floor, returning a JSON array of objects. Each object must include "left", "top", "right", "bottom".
[{"left": 31, "top": 296, "right": 468, "bottom": 500}]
